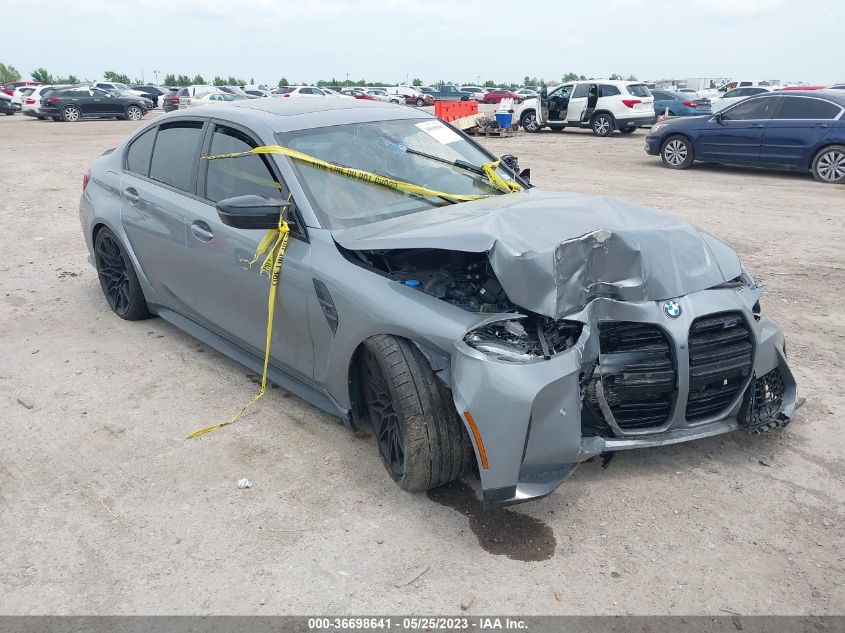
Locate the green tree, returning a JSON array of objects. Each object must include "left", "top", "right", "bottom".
[
  {"left": 250, "top": 77, "right": 255, "bottom": 85},
  {"left": 278, "top": 77, "right": 289, "bottom": 87},
  {"left": 411, "top": 78, "right": 422, "bottom": 86},
  {"left": 609, "top": 73, "right": 623, "bottom": 80},
  {"left": 213, "top": 75, "right": 225, "bottom": 86},
  {"left": 191, "top": 74, "right": 206, "bottom": 85},
  {"left": 226, "top": 76, "right": 244, "bottom": 86},
  {"left": 482, "top": 80, "right": 496, "bottom": 88},
  {"left": 0, "top": 63, "right": 21, "bottom": 84},
  {"left": 103, "top": 70, "right": 131, "bottom": 84},
  {"left": 176, "top": 74, "right": 191, "bottom": 86},
  {"left": 163, "top": 73, "right": 177, "bottom": 86},
  {"left": 562, "top": 72, "right": 582, "bottom": 82},
  {"left": 31, "top": 68, "right": 53, "bottom": 83},
  {"left": 626, "top": 74, "right": 638, "bottom": 81},
  {"left": 54, "top": 74, "right": 80, "bottom": 84}
]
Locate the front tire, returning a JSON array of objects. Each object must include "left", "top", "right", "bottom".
[
  {"left": 125, "top": 105, "right": 143, "bottom": 121},
  {"left": 360, "top": 335, "right": 472, "bottom": 492},
  {"left": 661, "top": 134, "right": 695, "bottom": 169},
  {"left": 94, "top": 228, "right": 150, "bottom": 320},
  {"left": 61, "top": 105, "right": 81, "bottom": 122},
  {"left": 592, "top": 113, "right": 614, "bottom": 136},
  {"left": 812, "top": 145, "right": 845, "bottom": 184},
  {"left": 520, "top": 110, "right": 542, "bottom": 133},
  {"left": 415, "top": 98, "right": 424, "bottom": 107}
]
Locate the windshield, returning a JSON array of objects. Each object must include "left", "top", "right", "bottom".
[{"left": 276, "top": 118, "right": 517, "bottom": 229}]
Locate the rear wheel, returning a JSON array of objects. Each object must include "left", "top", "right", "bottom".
[
  {"left": 592, "top": 113, "right": 614, "bottom": 136},
  {"left": 520, "top": 110, "right": 542, "bottom": 133},
  {"left": 811, "top": 145, "right": 845, "bottom": 184},
  {"left": 360, "top": 335, "right": 472, "bottom": 492},
  {"left": 661, "top": 134, "right": 694, "bottom": 169},
  {"left": 61, "top": 105, "right": 81, "bottom": 122},
  {"left": 94, "top": 228, "right": 150, "bottom": 320},
  {"left": 415, "top": 98, "right": 424, "bottom": 107}
]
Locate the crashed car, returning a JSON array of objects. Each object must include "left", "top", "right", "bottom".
[{"left": 79, "top": 98, "right": 799, "bottom": 509}]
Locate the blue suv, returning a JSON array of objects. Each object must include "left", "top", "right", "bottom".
[{"left": 644, "top": 90, "right": 845, "bottom": 184}]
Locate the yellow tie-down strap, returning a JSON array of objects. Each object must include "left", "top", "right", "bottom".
[{"left": 187, "top": 145, "right": 521, "bottom": 439}]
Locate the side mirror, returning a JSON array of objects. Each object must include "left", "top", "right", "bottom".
[
  {"left": 216, "top": 195, "right": 290, "bottom": 230},
  {"left": 713, "top": 111, "right": 723, "bottom": 123}
]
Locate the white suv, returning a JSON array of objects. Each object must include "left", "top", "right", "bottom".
[
  {"left": 460, "top": 86, "right": 488, "bottom": 101},
  {"left": 517, "top": 80, "right": 656, "bottom": 136}
]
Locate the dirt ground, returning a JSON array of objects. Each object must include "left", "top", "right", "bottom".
[{"left": 1, "top": 111, "right": 843, "bottom": 616}]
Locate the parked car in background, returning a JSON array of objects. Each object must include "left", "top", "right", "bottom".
[
  {"left": 114, "top": 89, "right": 153, "bottom": 110},
  {"left": 0, "top": 92, "right": 16, "bottom": 115},
  {"left": 94, "top": 82, "right": 148, "bottom": 100},
  {"left": 131, "top": 85, "right": 169, "bottom": 107},
  {"left": 274, "top": 86, "right": 330, "bottom": 98},
  {"left": 243, "top": 88, "right": 273, "bottom": 98},
  {"left": 829, "top": 84, "right": 845, "bottom": 90},
  {"left": 645, "top": 90, "right": 845, "bottom": 184},
  {"left": 218, "top": 85, "right": 257, "bottom": 99},
  {"left": 423, "top": 84, "right": 472, "bottom": 101},
  {"left": 711, "top": 86, "right": 773, "bottom": 113},
  {"left": 161, "top": 88, "right": 180, "bottom": 112},
  {"left": 22, "top": 85, "right": 72, "bottom": 119},
  {"left": 518, "top": 80, "right": 655, "bottom": 136},
  {"left": 341, "top": 88, "right": 378, "bottom": 101},
  {"left": 460, "top": 86, "right": 488, "bottom": 101},
  {"left": 482, "top": 89, "right": 523, "bottom": 104},
  {"left": 3, "top": 80, "right": 41, "bottom": 96},
  {"left": 40, "top": 86, "right": 148, "bottom": 122},
  {"left": 182, "top": 92, "right": 248, "bottom": 108},
  {"left": 320, "top": 87, "right": 353, "bottom": 99},
  {"left": 718, "top": 79, "right": 777, "bottom": 92},
  {"left": 514, "top": 88, "right": 538, "bottom": 99},
  {"left": 386, "top": 86, "right": 432, "bottom": 106},
  {"left": 651, "top": 89, "right": 711, "bottom": 117},
  {"left": 11, "top": 86, "right": 36, "bottom": 110},
  {"left": 364, "top": 88, "right": 402, "bottom": 104}
]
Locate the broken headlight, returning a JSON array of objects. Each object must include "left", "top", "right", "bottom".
[{"left": 463, "top": 317, "right": 583, "bottom": 363}]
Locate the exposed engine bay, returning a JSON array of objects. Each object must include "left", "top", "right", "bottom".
[{"left": 346, "top": 247, "right": 583, "bottom": 362}]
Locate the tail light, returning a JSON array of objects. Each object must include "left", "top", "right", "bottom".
[
  {"left": 25, "top": 98, "right": 35, "bottom": 105},
  {"left": 283, "top": 93, "right": 291, "bottom": 98},
  {"left": 82, "top": 169, "right": 91, "bottom": 190},
  {"left": 46, "top": 97, "right": 59, "bottom": 104},
  {"left": 682, "top": 101, "right": 699, "bottom": 107},
  {"left": 621, "top": 99, "right": 642, "bottom": 108}
]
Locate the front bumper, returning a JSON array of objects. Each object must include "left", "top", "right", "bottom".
[
  {"left": 644, "top": 135, "right": 661, "bottom": 155},
  {"left": 450, "top": 285, "right": 798, "bottom": 509}
]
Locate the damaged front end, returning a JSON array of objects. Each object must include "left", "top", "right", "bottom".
[{"left": 335, "top": 191, "right": 799, "bottom": 509}]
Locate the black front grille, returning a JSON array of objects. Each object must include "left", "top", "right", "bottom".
[
  {"left": 686, "top": 312, "right": 753, "bottom": 420},
  {"left": 595, "top": 322, "right": 676, "bottom": 430},
  {"left": 744, "top": 368, "right": 786, "bottom": 428}
]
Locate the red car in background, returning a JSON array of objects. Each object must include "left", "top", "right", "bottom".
[
  {"left": 341, "top": 89, "right": 378, "bottom": 100},
  {"left": 3, "top": 80, "right": 42, "bottom": 96},
  {"left": 482, "top": 89, "right": 523, "bottom": 104}
]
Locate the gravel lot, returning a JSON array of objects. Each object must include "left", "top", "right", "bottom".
[{"left": 1, "top": 112, "right": 843, "bottom": 615}]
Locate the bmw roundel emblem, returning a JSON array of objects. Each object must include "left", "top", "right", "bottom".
[{"left": 663, "top": 300, "right": 682, "bottom": 319}]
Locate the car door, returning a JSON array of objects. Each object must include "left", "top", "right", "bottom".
[
  {"left": 187, "top": 122, "right": 315, "bottom": 379},
  {"left": 121, "top": 120, "right": 207, "bottom": 315},
  {"left": 760, "top": 95, "right": 843, "bottom": 167},
  {"left": 547, "top": 84, "right": 573, "bottom": 123},
  {"left": 566, "top": 83, "right": 589, "bottom": 123},
  {"left": 696, "top": 95, "right": 776, "bottom": 162}
]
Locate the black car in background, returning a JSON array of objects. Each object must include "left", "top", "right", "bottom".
[
  {"left": 0, "top": 92, "right": 15, "bottom": 115},
  {"left": 131, "top": 85, "right": 168, "bottom": 107},
  {"left": 40, "top": 87, "right": 149, "bottom": 122}
]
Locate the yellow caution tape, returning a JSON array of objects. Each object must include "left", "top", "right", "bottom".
[
  {"left": 187, "top": 141, "right": 522, "bottom": 439},
  {"left": 202, "top": 144, "right": 522, "bottom": 199},
  {"left": 186, "top": 201, "right": 291, "bottom": 439}
]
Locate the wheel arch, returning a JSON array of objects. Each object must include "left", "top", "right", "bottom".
[{"left": 808, "top": 142, "right": 844, "bottom": 172}]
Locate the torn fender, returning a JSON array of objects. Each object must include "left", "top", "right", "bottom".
[{"left": 332, "top": 188, "right": 741, "bottom": 319}]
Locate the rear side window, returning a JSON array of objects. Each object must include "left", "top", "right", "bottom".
[
  {"left": 149, "top": 122, "right": 204, "bottom": 192},
  {"left": 125, "top": 127, "right": 156, "bottom": 176},
  {"left": 571, "top": 84, "right": 588, "bottom": 99},
  {"left": 205, "top": 126, "right": 284, "bottom": 203},
  {"left": 277, "top": 87, "right": 294, "bottom": 94},
  {"left": 627, "top": 84, "right": 651, "bottom": 98},
  {"left": 775, "top": 97, "right": 841, "bottom": 120},
  {"left": 599, "top": 84, "right": 621, "bottom": 97}
]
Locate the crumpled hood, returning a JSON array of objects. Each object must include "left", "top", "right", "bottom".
[{"left": 333, "top": 188, "right": 741, "bottom": 318}]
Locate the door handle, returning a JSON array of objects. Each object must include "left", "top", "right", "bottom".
[
  {"left": 124, "top": 187, "right": 139, "bottom": 203},
  {"left": 750, "top": 123, "right": 765, "bottom": 128},
  {"left": 190, "top": 220, "right": 214, "bottom": 242}
]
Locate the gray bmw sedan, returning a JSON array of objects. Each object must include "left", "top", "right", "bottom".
[{"left": 79, "top": 98, "right": 799, "bottom": 509}]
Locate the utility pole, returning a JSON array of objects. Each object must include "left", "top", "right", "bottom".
[
  {"left": 477, "top": 74, "right": 480, "bottom": 86},
  {"left": 345, "top": 73, "right": 349, "bottom": 86},
  {"left": 153, "top": 69, "right": 160, "bottom": 85}
]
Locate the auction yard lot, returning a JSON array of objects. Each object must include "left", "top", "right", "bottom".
[{"left": 1, "top": 113, "right": 843, "bottom": 615}]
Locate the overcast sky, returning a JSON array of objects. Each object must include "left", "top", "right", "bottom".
[{"left": 5, "top": 0, "right": 842, "bottom": 86}]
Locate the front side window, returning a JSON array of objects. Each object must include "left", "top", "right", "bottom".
[
  {"left": 277, "top": 118, "right": 515, "bottom": 229},
  {"left": 205, "top": 126, "right": 284, "bottom": 203},
  {"left": 721, "top": 97, "right": 776, "bottom": 121},
  {"left": 149, "top": 122, "right": 204, "bottom": 192},
  {"left": 723, "top": 89, "right": 742, "bottom": 98},
  {"left": 774, "top": 97, "right": 841, "bottom": 120},
  {"left": 125, "top": 127, "right": 156, "bottom": 176}
]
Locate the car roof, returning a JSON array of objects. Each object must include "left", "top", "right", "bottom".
[
  {"left": 161, "top": 96, "right": 429, "bottom": 133},
  {"left": 774, "top": 89, "right": 845, "bottom": 104}
]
